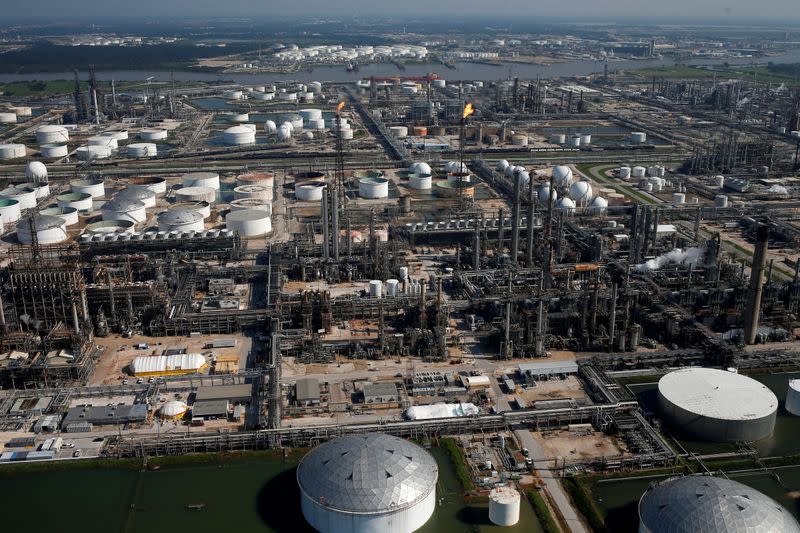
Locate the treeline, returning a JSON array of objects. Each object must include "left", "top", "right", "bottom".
[{"left": 766, "top": 62, "right": 800, "bottom": 77}]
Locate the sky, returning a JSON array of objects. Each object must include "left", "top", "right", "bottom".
[{"left": 3, "top": 0, "right": 800, "bottom": 23}]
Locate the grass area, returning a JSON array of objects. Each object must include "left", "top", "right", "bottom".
[
  {"left": 633, "top": 65, "right": 720, "bottom": 79},
  {"left": 440, "top": 437, "right": 475, "bottom": 491},
  {"left": 563, "top": 476, "right": 607, "bottom": 532},
  {"left": 526, "top": 489, "right": 560, "bottom": 533},
  {"left": 0, "top": 80, "right": 83, "bottom": 97},
  {"left": 632, "top": 64, "right": 800, "bottom": 86}
]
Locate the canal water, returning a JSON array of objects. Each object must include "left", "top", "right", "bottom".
[
  {"left": 2, "top": 48, "right": 800, "bottom": 84},
  {"left": 0, "top": 446, "right": 544, "bottom": 533}
]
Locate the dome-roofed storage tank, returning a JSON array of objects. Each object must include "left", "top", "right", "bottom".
[
  {"left": 56, "top": 192, "right": 93, "bottom": 212},
  {"left": 127, "top": 143, "right": 158, "bottom": 158},
  {"left": 70, "top": 177, "right": 105, "bottom": 198},
  {"left": 0, "top": 144, "right": 27, "bottom": 159},
  {"left": 182, "top": 172, "right": 220, "bottom": 191},
  {"left": 409, "top": 162, "right": 432, "bottom": 175},
  {"left": 168, "top": 201, "right": 211, "bottom": 220},
  {"left": 158, "top": 210, "right": 204, "bottom": 233},
  {"left": 786, "top": 380, "right": 800, "bottom": 416},
  {"left": 488, "top": 487, "right": 521, "bottom": 526},
  {"left": 159, "top": 400, "right": 188, "bottom": 420},
  {"left": 658, "top": 368, "right": 777, "bottom": 443},
  {"left": 25, "top": 161, "right": 48, "bottom": 182},
  {"left": 140, "top": 129, "right": 168, "bottom": 141},
  {"left": 638, "top": 475, "right": 800, "bottom": 533},
  {"left": 552, "top": 165, "right": 573, "bottom": 187},
  {"left": 359, "top": 176, "right": 390, "bottom": 199},
  {"left": 297, "top": 433, "right": 438, "bottom": 533},
  {"left": 17, "top": 215, "right": 68, "bottom": 244},
  {"left": 117, "top": 187, "right": 156, "bottom": 208},
  {"left": 101, "top": 197, "right": 147, "bottom": 223},
  {"left": 175, "top": 186, "right": 216, "bottom": 204},
  {"left": 222, "top": 125, "right": 256, "bottom": 145},
  {"left": 0, "top": 198, "right": 22, "bottom": 224},
  {"left": 225, "top": 209, "right": 271, "bottom": 238},
  {"left": 41, "top": 205, "right": 79, "bottom": 226},
  {"left": 36, "top": 125, "right": 69, "bottom": 144}
]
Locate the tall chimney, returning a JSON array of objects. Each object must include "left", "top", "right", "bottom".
[{"left": 744, "top": 224, "right": 770, "bottom": 344}]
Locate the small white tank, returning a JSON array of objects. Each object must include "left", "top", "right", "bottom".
[
  {"left": 390, "top": 126, "right": 408, "bottom": 138},
  {"left": 715, "top": 194, "right": 728, "bottom": 208},
  {"left": 567, "top": 135, "right": 581, "bottom": 147},
  {"left": 139, "top": 129, "right": 168, "bottom": 141},
  {"left": 673, "top": 192, "right": 686, "bottom": 204},
  {"left": 369, "top": 280, "right": 383, "bottom": 298},
  {"left": 631, "top": 166, "right": 646, "bottom": 178},
  {"left": 0, "top": 112, "right": 17, "bottom": 124},
  {"left": 386, "top": 279, "right": 400, "bottom": 297},
  {"left": 57, "top": 192, "right": 93, "bottom": 211},
  {"left": 399, "top": 266, "right": 409, "bottom": 280},
  {"left": 549, "top": 134, "right": 566, "bottom": 144},
  {"left": 630, "top": 131, "right": 647, "bottom": 143},
  {"left": 0, "top": 198, "right": 22, "bottom": 224},
  {"left": 409, "top": 174, "right": 432, "bottom": 190},
  {"left": 36, "top": 125, "right": 69, "bottom": 144},
  {"left": 488, "top": 487, "right": 521, "bottom": 526},
  {"left": 786, "top": 380, "right": 800, "bottom": 416},
  {"left": 127, "top": 143, "right": 158, "bottom": 157},
  {"left": 0, "top": 144, "right": 26, "bottom": 159},
  {"left": 580, "top": 133, "right": 592, "bottom": 145},
  {"left": 296, "top": 184, "right": 325, "bottom": 201},
  {"left": 714, "top": 175, "right": 725, "bottom": 187},
  {"left": 618, "top": 166, "right": 632, "bottom": 180}
]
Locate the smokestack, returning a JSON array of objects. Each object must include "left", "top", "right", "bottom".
[
  {"left": 527, "top": 178, "right": 535, "bottom": 267},
  {"left": 473, "top": 217, "right": 481, "bottom": 270},
  {"left": 510, "top": 172, "right": 521, "bottom": 263},
  {"left": 321, "top": 188, "right": 330, "bottom": 259},
  {"left": 744, "top": 224, "right": 770, "bottom": 344},
  {"left": 331, "top": 185, "right": 340, "bottom": 260},
  {"left": 608, "top": 283, "right": 618, "bottom": 349}
]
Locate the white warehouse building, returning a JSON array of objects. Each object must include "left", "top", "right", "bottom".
[{"left": 297, "top": 433, "right": 438, "bottom": 533}]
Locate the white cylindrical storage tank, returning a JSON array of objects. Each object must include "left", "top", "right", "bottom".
[
  {"left": 0, "top": 198, "right": 22, "bottom": 224},
  {"left": 223, "top": 125, "right": 256, "bottom": 145},
  {"left": 176, "top": 186, "right": 216, "bottom": 204},
  {"left": 226, "top": 209, "right": 271, "bottom": 238},
  {"left": 390, "top": 126, "right": 408, "bottom": 138},
  {"left": 223, "top": 90, "right": 243, "bottom": 100},
  {"left": 0, "top": 144, "right": 26, "bottom": 159},
  {"left": 40, "top": 144, "right": 69, "bottom": 158},
  {"left": 127, "top": 143, "right": 158, "bottom": 157},
  {"left": 18, "top": 182, "right": 49, "bottom": 200},
  {"left": 117, "top": 187, "right": 156, "bottom": 209},
  {"left": 786, "top": 380, "right": 800, "bottom": 416},
  {"left": 673, "top": 192, "right": 686, "bottom": 204},
  {"left": 131, "top": 176, "right": 167, "bottom": 196},
  {"left": 25, "top": 162, "right": 48, "bottom": 182},
  {"left": 230, "top": 113, "right": 249, "bottom": 123},
  {"left": 339, "top": 128, "right": 354, "bottom": 140},
  {"left": 386, "top": 279, "right": 400, "bottom": 297},
  {"left": 432, "top": 79, "right": 446, "bottom": 88},
  {"left": 714, "top": 175, "right": 725, "bottom": 187},
  {"left": 36, "top": 125, "right": 69, "bottom": 144},
  {"left": 359, "top": 177, "right": 389, "bottom": 199},
  {"left": 264, "top": 120, "right": 277, "bottom": 134},
  {"left": 552, "top": 165, "right": 573, "bottom": 187},
  {"left": 489, "top": 487, "right": 521, "bottom": 527},
  {"left": 549, "top": 134, "right": 566, "bottom": 144},
  {"left": 158, "top": 210, "right": 205, "bottom": 232},
  {"left": 632, "top": 166, "right": 646, "bottom": 178},
  {"left": 234, "top": 184, "right": 272, "bottom": 202},
  {"left": 12, "top": 106, "right": 32, "bottom": 117},
  {"left": 299, "top": 108, "right": 323, "bottom": 121},
  {"left": 182, "top": 172, "right": 220, "bottom": 191},
  {"left": 168, "top": 201, "right": 211, "bottom": 220},
  {"left": 618, "top": 166, "right": 631, "bottom": 180},
  {"left": 0, "top": 112, "right": 17, "bottom": 124},
  {"left": 297, "top": 433, "right": 438, "bottom": 533},
  {"left": 295, "top": 183, "right": 325, "bottom": 201},
  {"left": 715, "top": 195, "right": 728, "bottom": 208},
  {"left": 17, "top": 215, "right": 67, "bottom": 244},
  {"left": 70, "top": 177, "right": 105, "bottom": 198},
  {"left": 399, "top": 266, "right": 409, "bottom": 280},
  {"left": 139, "top": 129, "right": 168, "bottom": 141},
  {"left": 408, "top": 173, "right": 432, "bottom": 190},
  {"left": 109, "top": 131, "right": 129, "bottom": 141},
  {"left": 57, "top": 192, "right": 93, "bottom": 211},
  {"left": 658, "top": 368, "right": 777, "bottom": 443},
  {"left": 237, "top": 172, "right": 275, "bottom": 188},
  {"left": 567, "top": 135, "right": 581, "bottom": 147},
  {"left": 229, "top": 198, "right": 272, "bottom": 215},
  {"left": 579, "top": 133, "right": 592, "bottom": 145},
  {"left": 41, "top": 206, "right": 79, "bottom": 226},
  {"left": 85, "top": 219, "right": 136, "bottom": 235},
  {"left": 76, "top": 145, "right": 111, "bottom": 160},
  {"left": 511, "top": 134, "right": 529, "bottom": 146},
  {"left": 1, "top": 187, "right": 37, "bottom": 209},
  {"left": 630, "top": 131, "right": 647, "bottom": 143},
  {"left": 101, "top": 197, "right": 146, "bottom": 223},
  {"left": 88, "top": 135, "right": 118, "bottom": 150},
  {"left": 647, "top": 166, "right": 659, "bottom": 177},
  {"left": 369, "top": 280, "right": 383, "bottom": 298}
]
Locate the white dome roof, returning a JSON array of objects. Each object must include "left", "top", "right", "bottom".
[
  {"left": 553, "top": 165, "right": 573, "bottom": 187},
  {"left": 496, "top": 159, "right": 510, "bottom": 171},
  {"left": 445, "top": 161, "right": 468, "bottom": 173},
  {"left": 25, "top": 161, "right": 47, "bottom": 181},
  {"left": 555, "top": 197, "right": 576, "bottom": 210},
  {"left": 160, "top": 400, "right": 188, "bottom": 417},
  {"left": 537, "top": 184, "right": 557, "bottom": 203},
  {"left": 569, "top": 181, "right": 593, "bottom": 202},
  {"left": 409, "top": 162, "right": 432, "bottom": 175},
  {"left": 264, "top": 120, "right": 277, "bottom": 134}
]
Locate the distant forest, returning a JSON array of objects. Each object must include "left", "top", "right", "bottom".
[
  {"left": 766, "top": 62, "right": 800, "bottom": 77},
  {"left": 0, "top": 42, "right": 255, "bottom": 73}
]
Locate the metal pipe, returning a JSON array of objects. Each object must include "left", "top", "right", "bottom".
[
  {"left": 321, "top": 188, "right": 329, "bottom": 260},
  {"left": 331, "top": 186, "right": 340, "bottom": 260},
  {"left": 608, "top": 283, "right": 618, "bottom": 349},
  {"left": 510, "top": 172, "right": 521, "bottom": 263}
]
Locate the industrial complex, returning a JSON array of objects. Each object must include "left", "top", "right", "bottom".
[{"left": 2, "top": 19, "right": 800, "bottom": 532}]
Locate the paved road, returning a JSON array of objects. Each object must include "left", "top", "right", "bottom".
[{"left": 515, "top": 428, "right": 588, "bottom": 533}]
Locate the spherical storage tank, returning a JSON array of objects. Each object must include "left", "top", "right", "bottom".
[
  {"left": 638, "top": 475, "right": 800, "bottom": 533},
  {"left": 489, "top": 487, "right": 520, "bottom": 527},
  {"left": 0, "top": 144, "right": 26, "bottom": 159},
  {"left": 297, "top": 433, "right": 438, "bottom": 533},
  {"left": 569, "top": 181, "right": 593, "bottom": 204},
  {"left": 226, "top": 209, "right": 271, "bottom": 238},
  {"left": 175, "top": 186, "right": 216, "bottom": 204},
  {"left": 359, "top": 177, "right": 389, "bottom": 199},
  {"left": 182, "top": 172, "right": 220, "bottom": 191},
  {"left": 222, "top": 126, "right": 256, "bottom": 146},
  {"left": 25, "top": 162, "right": 48, "bottom": 182},
  {"left": 537, "top": 183, "right": 557, "bottom": 204},
  {"left": 70, "top": 177, "right": 105, "bottom": 199},
  {"left": 587, "top": 196, "right": 608, "bottom": 215},
  {"left": 264, "top": 120, "right": 277, "bottom": 134},
  {"left": 555, "top": 197, "right": 576, "bottom": 214},
  {"left": 101, "top": 197, "right": 147, "bottom": 223},
  {"left": 117, "top": 187, "right": 156, "bottom": 208},
  {"left": 786, "top": 380, "right": 800, "bottom": 416},
  {"left": 552, "top": 165, "right": 573, "bottom": 187},
  {"left": 658, "top": 368, "right": 777, "bottom": 443},
  {"left": 158, "top": 210, "right": 204, "bottom": 232},
  {"left": 17, "top": 215, "right": 68, "bottom": 244},
  {"left": 0, "top": 198, "right": 22, "bottom": 224},
  {"left": 57, "top": 192, "right": 93, "bottom": 212},
  {"left": 36, "top": 125, "right": 69, "bottom": 144}
]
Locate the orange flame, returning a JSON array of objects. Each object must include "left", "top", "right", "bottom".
[
  {"left": 462, "top": 102, "right": 475, "bottom": 119},
  {"left": 336, "top": 101, "right": 346, "bottom": 112}
]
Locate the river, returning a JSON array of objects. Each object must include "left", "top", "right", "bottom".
[{"left": 2, "top": 48, "right": 800, "bottom": 84}]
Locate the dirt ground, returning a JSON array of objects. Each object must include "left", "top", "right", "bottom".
[
  {"left": 518, "top": 375, "right": 587, "bottom": 403},
  {"left": 532, "top": 430, "right": 625, "bottom": 461}
]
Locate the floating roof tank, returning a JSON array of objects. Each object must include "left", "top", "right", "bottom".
[
  {"left": 70, "top": 177, "right": 105, "bottom": 198},
  {"left": 226, "top": 209, "right": 271, "bottom": 238}
]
